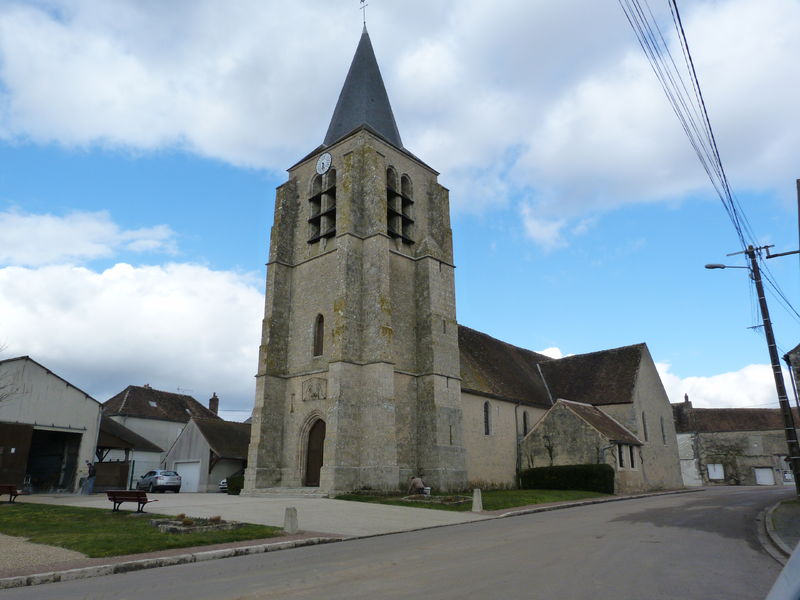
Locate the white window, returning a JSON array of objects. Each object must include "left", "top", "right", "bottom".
[{"left": 707, "top": 463, "right": 724, "bottom": 480}]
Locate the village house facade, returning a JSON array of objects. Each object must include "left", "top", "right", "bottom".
[{"left": 673, "top": 398, "right": 797, "bottom": 487}]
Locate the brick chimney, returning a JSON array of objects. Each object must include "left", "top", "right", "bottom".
[{"left": 209, "top": 393, "right": 219, "bottom": 415}]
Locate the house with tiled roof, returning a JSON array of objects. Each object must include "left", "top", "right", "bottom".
[
  {"left": 672, "top": 398, "right": 797, "bottom": 487},
  {"left": 103, "top": 385, "right": 222, "bottom": 480},
  {"left": 164, "top": 418, "right": 251, "bottom": 492}
]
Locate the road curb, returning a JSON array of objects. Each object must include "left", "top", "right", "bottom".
[
  {"left": 764, "top": 501, "right": 794, "bottom": 558},
  {"left": 0, "top": 536, "right": 341, "bottom": 591},
  {"left": 494, "top": 488, "right": 702, "bottom": 519}
]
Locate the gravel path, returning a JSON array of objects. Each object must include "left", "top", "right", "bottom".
[{"left": 0, "top": 534, "right": 85, "bottom": 575}]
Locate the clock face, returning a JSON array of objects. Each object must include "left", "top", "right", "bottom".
[{"left": 316, "top": 152, "right": 332, "bottom": 175}]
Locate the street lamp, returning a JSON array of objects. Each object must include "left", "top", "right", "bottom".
[
  {"left": 707, "top": 246, "right": 800, "bottom": 496},
  {"left": 704, "top": 264, "right": 747, "bottom": 270}
]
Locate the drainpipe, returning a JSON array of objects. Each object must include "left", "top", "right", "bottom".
[{"left": 514, "top": 402, "right": 522, "bottom": 487}]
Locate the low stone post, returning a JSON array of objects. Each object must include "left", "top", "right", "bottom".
[
  {"left": 471, "top": 488, "right": 483, "bottom": 513},
  {"left": 284, "top": 506, "right": 299, "bottom": 534}
]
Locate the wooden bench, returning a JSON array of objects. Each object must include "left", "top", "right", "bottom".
[
  {"left": 106, "top": 490, "right": 158, "bottom": 513},
  {"left": 0, "top": 484, "right": 19, "bottom": 503}
]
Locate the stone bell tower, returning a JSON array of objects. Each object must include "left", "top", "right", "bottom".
[{"left": 244, "top": 27, "right": 467, "bottom": 495}]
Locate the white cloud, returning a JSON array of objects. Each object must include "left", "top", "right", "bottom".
[
  {"left": 655, "top": 361, "right": 790, "bottom": 409},
  {"left": 0, "top": 0, "right": 797, "bottom": 245},
  {"left": 536, "top": 347, "right": 564, "bottom": 359},
  {"left": 0, "top": 262, "right": 263, "bottom": 412},
  {"left": 520, "top": 204, "right": 566, "bottom": 250},
  {"left": 0, "top": 210, "right": 176, "bottom": 267}
]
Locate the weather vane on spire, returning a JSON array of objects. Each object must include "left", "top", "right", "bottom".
[{"left": 360, "top": 0, "right": 368, "bottom": 26}]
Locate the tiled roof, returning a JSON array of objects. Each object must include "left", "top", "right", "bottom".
[
  {"left": 458, "top": 325, "right": 645, "bottom": 407},
  {"left": 559, "top": 400, "right": 642, "bottom": 445},
  {"left": 97, "top": 415, "right": 163, "bottom": 452},
  {"left": 194, "top": 419, "right": 251, "bottom": 460},
  {"left": 458, "top": 325, "right": 553, "bottom": 408},
  {"left": 103, "top": 385, "right": 221, "bottom": 423},
  {"left": 538, "top": 344, "right": 645, "bottom": 406},
  {"left": 672, "top": 402, "right": 800, "bottom": 433}
]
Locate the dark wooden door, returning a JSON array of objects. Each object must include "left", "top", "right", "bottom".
[{"left": 305, "top": 420, "right": 326, "bottom": 487}]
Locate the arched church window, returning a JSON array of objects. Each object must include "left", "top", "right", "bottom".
[
  {"left": 523, "top": 411, "right": 529, "bottom": 436},
  {"left": 313, "top": 314, "right": 324, "bottom": 357},
  {"left": 386, "top": 169, "right": 414, "bottom": 244},
  {"left": 484, "top": 401, "right": 491, "bottom": 435},
  {"left": 308, "top": 167, "right": 337, "bottom": 244}
]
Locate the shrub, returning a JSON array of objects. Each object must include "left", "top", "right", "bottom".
[
  {"left": 209, "top": 515, "right": 222, "bottom": 523},
  {"left": 227, "top": 472, "right": 244, "bottom": 495},
  {"left": 519, "top": 464, "right": 614, "bottom": 494},
  {"left": 175, "top": 513, "right": 186, "bottom": 520},
  {"left": 181, "top": 518, "right": 194, "bottom": 526}
]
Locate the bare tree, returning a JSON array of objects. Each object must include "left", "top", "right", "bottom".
[{"left": 0, "top": 344, "right": 16, "bottom": 404}]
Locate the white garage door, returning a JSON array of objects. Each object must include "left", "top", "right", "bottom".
[
  {"left": 754, "top": 467, "right": 775, "bottom": 486},
  {"left": 174, "top": 461, "right": 201, "bottom": 492}
]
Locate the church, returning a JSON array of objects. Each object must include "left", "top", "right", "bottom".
[{"left": 244, "top": 28, "right": 683, "bottom": 496}]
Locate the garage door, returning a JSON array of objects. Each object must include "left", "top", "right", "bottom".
[
  {"left": 754, "top": 467, "right": 775, "bottom": 486},
  {"left": 174, "top": 461, "right": 201, "bottom": 492}
]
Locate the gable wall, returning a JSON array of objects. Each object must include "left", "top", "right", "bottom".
[
  {"left": 602, "top": 347, "right": 682, "bottom": 490},
  {"left": 164, "top": 420, "right": 213, "bottom": 491},
  {"left": 0, "top": 359, "right": 100, "bottom": 492}
]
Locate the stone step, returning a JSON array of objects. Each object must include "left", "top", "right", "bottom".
[{"left": 241, "top": 487, "right": 329, "bottom": 498}]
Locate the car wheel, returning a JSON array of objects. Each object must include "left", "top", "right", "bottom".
[{"left": 148, "top": 483, "right": 154, "bottom": 492}]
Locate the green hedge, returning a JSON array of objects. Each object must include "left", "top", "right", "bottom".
[
  {"left": 227, "top": 471, "right": 244, "bottom": 495},
  {"left": 519, "top": 464, "right": 615, "bottom": 494}
]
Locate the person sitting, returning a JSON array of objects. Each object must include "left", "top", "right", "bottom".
[{"left": 408, "top": 475, "right": 425, "bottom": 495}]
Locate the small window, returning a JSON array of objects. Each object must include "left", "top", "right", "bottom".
[
  {"left": 148, "top": 400, "right": 157, "bottom": 408},
  {"left": 523, "top": 411, "right": 529, "bottom": 436},
  {"left": 660, "top": 416, "right": 667, "bottom": 445},
  {"left": 707, "top": 463, "right": 725, "bottom": 480},
  {"left": 313, "top": 314, "right": 324, "bottom": 357},
  {"left": 618, "top": 444, "right": 625, "bottom": 468},
  {"left": 641, "top": 412, "right": 648, "bottom": 442},
  {"left": 483, "top": 401, "right": 491, "bottom": 435},
  {"left": 629, "top": 446, "right": 635, "bottom": 469}
]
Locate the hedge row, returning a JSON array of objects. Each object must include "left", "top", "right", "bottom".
[{"left": 519, "top": 464, "right": 614, "bottom": 494}]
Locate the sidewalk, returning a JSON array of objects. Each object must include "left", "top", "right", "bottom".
[{"left": 767, "top": 499, "right": 800, "bottom": 555}]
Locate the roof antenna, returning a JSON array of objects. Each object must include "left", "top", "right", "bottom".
[{"left": 360, "top": 0, "right": 368, "bottom": 28}]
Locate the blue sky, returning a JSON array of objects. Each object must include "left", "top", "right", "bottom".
[{"left": 1, "top": 0, "right": 799, "bottom": 420}]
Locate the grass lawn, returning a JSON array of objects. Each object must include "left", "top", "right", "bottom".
[
  {"left": 0, "top": 503, "right": 282, "bottom": 558},
  {"left": 336, "top": 489, "right": 609, "bottom": 512}
]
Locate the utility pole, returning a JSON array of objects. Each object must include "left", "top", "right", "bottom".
[{"left": 745, "top": 245, "right": 800, "bottom": 495}]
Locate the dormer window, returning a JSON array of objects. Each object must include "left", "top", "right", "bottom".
[
  {"left": 308, "top": 169, "right": 337, "bottom": 243},
  {"left": 387, "top": 168, "right": 414, "bottom": 244}
]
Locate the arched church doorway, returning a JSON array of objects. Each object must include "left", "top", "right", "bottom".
[{"left": 304, "top": 419, "right": 326, "bottom": 487}]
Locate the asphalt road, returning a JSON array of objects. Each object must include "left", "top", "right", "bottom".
[{"left": 6, "top": 486, "right": 792, "bottom": 600}]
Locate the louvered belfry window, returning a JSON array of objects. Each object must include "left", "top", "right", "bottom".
[
  {"left": 308, "top": 170, "right": 337, "bottom": 243},
  {"left": 386, "top": 168, "right": 414, "bottom": 243}
]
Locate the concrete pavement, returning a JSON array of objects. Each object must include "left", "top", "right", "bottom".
[{"left": 20, "top": 491, "right": 491, "bottom": 537}]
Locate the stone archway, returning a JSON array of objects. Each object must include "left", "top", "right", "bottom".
[{"left": 304, "top": 419, "right": 326, "bottom": 487}]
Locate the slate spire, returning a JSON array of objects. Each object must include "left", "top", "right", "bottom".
[{"left": 323, "top": 27, "right": 403, "bottom": 149}]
